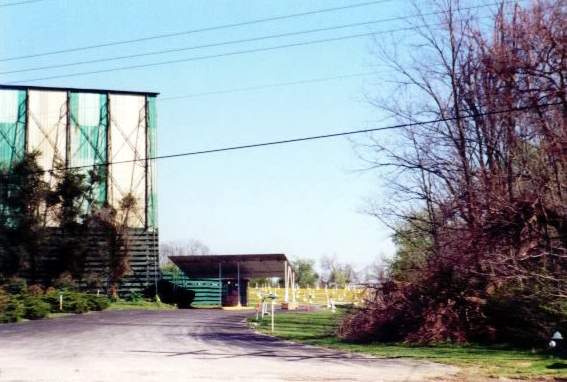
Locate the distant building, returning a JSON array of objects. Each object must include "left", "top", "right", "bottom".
[{"left": 0, "top": 84, "right": 158, "bottom": 293}]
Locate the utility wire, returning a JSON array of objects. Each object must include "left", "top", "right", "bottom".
[
  {"left": 0, "top": 0, "right": 394, "bottom": 62},
  {"left": 0, "top": 0, "right": 46, "bottom": 7},
  {"left": 0, "top": 2, "right": 498, "bottom": 76},
  {"left": 10, "top": 12, "right": 487, "bottom": 86},
  {"left": 0, "top": 101, "right": 562, "bottom": 178},
  {"left": 0, "top": 20, "right": 419, "bottom": 76},
  {"left": 160, "top": 71, "right": 379, "bottom": 100},
  {"left": 3, "top": 29, "right": 417, "bottom": 84},
  {"left": 5, "top": 2, "right": 508, "bottom": 84}
]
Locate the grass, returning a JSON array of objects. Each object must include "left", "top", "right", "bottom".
[
  {"left": 248, "top": 286, "right": 365, "bottom": 306},
  {"left": 249, "top": 309, "right": 567, "bottom": 380},
  {"left": 108, "top": 299, "right": 176, "bottom": 311}
]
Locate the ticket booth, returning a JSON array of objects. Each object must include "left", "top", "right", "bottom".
[{"left": 168, "top": 254, "right": 295, "bottom": 307}]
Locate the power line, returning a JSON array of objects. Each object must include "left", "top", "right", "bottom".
[
  {"left": 0, "top": 2, "right": 499, "bottom": 76},
  {"left": 160, "top": 71, "right": 379, "bottom": 100},
  {"left": 8, "top": 13, "right": 483, "bottom": 86},
  {"left": 5, "top": 2, "right": 507, "bottom": 84},
  {"left": 0, "top": 20, "right": 418, "bottom": 76},
  {"left": 3, "top": 30, "right": 413, "bottom": 84},
  {"left": 0, "top": 0, "right": 47, "bottom": 7},
  {"left": 0, "top": 0, "right": 393, "bottom": 62},
  {"left": 122, "top": 102, "right": 566, "bottom": 162},
  {"left": 1, "top": 101, "right": 562, "bottom": 178}
]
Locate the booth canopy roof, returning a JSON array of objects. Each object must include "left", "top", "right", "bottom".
[{"left": 169, "top": 254, "right": 290, "bottom": 279}]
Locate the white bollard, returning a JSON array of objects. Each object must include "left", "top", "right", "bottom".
[
  {"left": 261, "top": 301, "right": 268, "bottom": 317},
  {"left": 59, "top": 293, "right": 63, "bottom": 311},
  {"left": 271, "top": 300, "right": 275, "bottom": 333}
]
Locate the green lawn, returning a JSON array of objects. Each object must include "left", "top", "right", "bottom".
[{"left": 249, "top": 309, "right": 567, "bottom": 380}]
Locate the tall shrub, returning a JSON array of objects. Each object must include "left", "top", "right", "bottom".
[{"left": 346, "top": 0, "right": 566, "bottom": 345}]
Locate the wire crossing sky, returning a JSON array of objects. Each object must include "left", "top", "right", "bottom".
[
  {"left": 0, "top": 0, "right": 394, "bottom": 61},
  {"left": 0, "top": 2, "right": 497, "bottom": 76},
  {"left": 1, "top": 101, "right": 561, "bottom": 177},
  {"left": 0, "top": 0, "right": 511, "bottom": 268},
  {"left": 0, "top": 0, "right": 48, "bottom": 8}
]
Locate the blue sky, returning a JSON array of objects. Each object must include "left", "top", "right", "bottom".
[{"left": 0, "top": 0, "right": 445, "bottom": 269}]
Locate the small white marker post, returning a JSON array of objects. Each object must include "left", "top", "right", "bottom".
[
  {"left": 271, "top": 299, "right": 275, "bottom": 333},
  {"left": 59, "top": 293, "right": 63, "bottom": 311},
  {"left": 263, "top": 293, "right": 276, "bottom": 333}
]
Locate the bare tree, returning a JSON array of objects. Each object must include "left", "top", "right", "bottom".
[
  {"left": 342, "top": 0, "right": 566, "bottom": 344},
  {"left": 159, "top": 239, "right": 210, "bottom": 266},
  {"left": 361, "top": 256, "right": 386, "bottom": 284},
  {"left": 320, "top": 255, "right": 360, "bottom": 287}
]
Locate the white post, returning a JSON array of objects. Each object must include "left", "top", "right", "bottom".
[
  {"left": 288, "top": 265, "right": 292, "bottom": 301},
  {"left": 290, "top": 271, "right": 293, "bottom": 303},
  {"left": 271, "top": 299, "right": 275, "bottom": 333},
  {"left": 59, "top": 293, "right": 63, "bottom": 311},
  {"left": 292, "top": 271, "right": 296, "bottom": 303},
  {"left": 284, "top": 261, "right": 289, "bottom": 303}
]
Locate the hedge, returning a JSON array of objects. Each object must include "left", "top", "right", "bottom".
[{"left": 0, "top": 284, "right": 111, "bottom": 323}]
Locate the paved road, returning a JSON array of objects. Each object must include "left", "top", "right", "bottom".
[{"left": 0, "top": 309, "right": 457, "bottom": 382}]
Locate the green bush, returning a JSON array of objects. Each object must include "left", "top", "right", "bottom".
[
  {"left": 0, "top": 289, "right": 10, "bottom": 322},
  {"left": 1, "top": 287, "right": 110, "bottom": 323},
  {"left": 86, "top": 294, "right": 110, "bottom": 311},
  {"left": 0, "top": 295, "right": 24, "bottom": 323},
  {"left": 43, "top": 290, "right": 63, "bottom": 312},
  {"left": 0, "top": 289, "right": 8, "bottom": 306},
  {"left": 22, "top": 296, "right": 50, "bottom": 320},
  {"left": 43, "top": 290, "right": 89, "bottom": 314},
  {"left": 62, "top": 292, "right": 89, "bottom": 314},
  {"left": 65, "top": 293, "right": 90, "bottom": 314},
  {"left": 127, "top": 291, "right": 143, "bottom": 303}
]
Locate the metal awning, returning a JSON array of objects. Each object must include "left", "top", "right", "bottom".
[{"left": 169, "top": 254, "right": 290, "bottom": 279}]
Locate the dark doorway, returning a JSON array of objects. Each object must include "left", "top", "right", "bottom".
[{"left": 221, "top": 279, "right": 248, "bottom": 306}]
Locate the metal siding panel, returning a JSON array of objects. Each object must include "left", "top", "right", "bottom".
[
  {"left": 147, "top": 96, "right": 157, "bottom": 229},
  {"left": 69, "top": 92, "right": 107, "bottom": 205},
  {"left": 0, "top": 90, "right": 19, "bottom": 123},
  {"left": 0, "top": 89, "right": 26, "bottom": 168},
  {"left": 27, "top": 90, "right": 67, "bottom": 187},
  {"left": 109, "top": 94, "right": 146, "bottom": 228},
  {"left": 161, "top": 272, "right": 222, "bottom": 306}
]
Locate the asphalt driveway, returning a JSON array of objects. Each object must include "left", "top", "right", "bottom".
[{"left": 0, "top": 309, "right": 456, "bottom": 381}]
